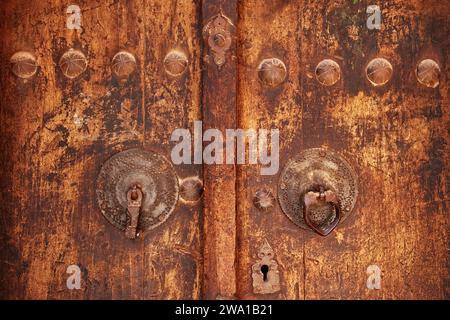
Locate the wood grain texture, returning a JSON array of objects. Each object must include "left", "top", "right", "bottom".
[
  {"left": 201, "top": 0, "right": 238, "bottom": 300},
  {"left": 236, "top": 0, "right": 448, "bottom": 299},
  {"left": 0, "top": 0, "right": 448, "bottom": 300},
  {"left": 0, "top": 0, "right": 201, "bottom": 299},
  {"left": 236, "top": 0, "right": 306, "bottom": 300},
  {"left": 141, "top": 0, "right": 202, "bottom": 300}
]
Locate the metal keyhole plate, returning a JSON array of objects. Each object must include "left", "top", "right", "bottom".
[
  {"left": 96, "top": 148, "right": 179, "bottom": 235},
  {"left": 278, "top": 148, "right": 358, "bottom": 231}
]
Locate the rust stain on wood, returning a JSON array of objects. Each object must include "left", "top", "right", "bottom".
[
  {"left": 236, "top": 0, "right": 448, "bottom": 300},
  {"left": 0, "top": 0, "right": 448, "bottom": 300},
  {"left": 201, "top": 0, "right": 238, "bottom": 300},
  {"left": 0, "top": 0, "right": 202, "bottom": 299}
]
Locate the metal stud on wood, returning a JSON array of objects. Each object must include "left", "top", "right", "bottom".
[
  {"left": 59, "top": 49, "right": 87, "bottom": 79},
  {"left": 10, "top": 51, "right": 38, "bottom": 79}
]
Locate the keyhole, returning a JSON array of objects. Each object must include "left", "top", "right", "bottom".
[{"left": 261, "top": 264, "right": 269, "bottom": 282}]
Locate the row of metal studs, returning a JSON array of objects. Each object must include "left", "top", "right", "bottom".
[
  {"left": 10, "top": 49, "right": 189, "bottom": 81},
  {"left": 257, "top": 57, "right": 441, "bottom": 88},
  {"left": 10, "top": 49, "right": 441, "bottom": 89}
]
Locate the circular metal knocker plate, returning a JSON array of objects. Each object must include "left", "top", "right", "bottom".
[
  {"left": 278, "top": 148, "right": 358, "bottom": 232},
  {"left": 96, "top": 148, "right": 179, "bottom": 236}
]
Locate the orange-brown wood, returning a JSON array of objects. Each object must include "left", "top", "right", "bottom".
[
  {"left": 141, "top": 0, "right": 202, "bottom": 300},
  {"left": 201, "top": 0, "right": 238, "bottom": 300},
  {"left": 0, "top": 0, "right": 448, "bottom": 300},
  {"left": 0, "top": 0, "right": 202, "bottom": 299},
  {"left": 236, "top": 0, "right": 448, "bottom": 299},
  {"left": 236, "top": 0, "right": 306, "bottom": 299}
]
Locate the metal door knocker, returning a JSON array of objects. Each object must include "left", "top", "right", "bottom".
[
  {"left": 303, "top": 188, "right": 341, "bottom": 236},
  {"left": 278, "top": 148, "right": 358, "bottom": 236},
  {"left": 96, "top": 148, "right": 179, "bottom": 239},
  {"left": 125, "top": 185, "right": 143, "bottom": 239}
]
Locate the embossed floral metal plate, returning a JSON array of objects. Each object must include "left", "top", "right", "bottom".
[{"left": 96, "top": 148, "right": 179, "bottom": 236}]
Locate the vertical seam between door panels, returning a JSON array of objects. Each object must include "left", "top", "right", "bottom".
[
  {"left": 140, "top": 0, "right": 146, "bottom": 149},
  {"left": 235, "top": 1, "right": 240, "bottom": 299},
  {"left": 199, "top": 0, "right": 206, "bottom": 300},
  {"left": 198, "top": 0, "right": 205, "bottom": 300},
  {"left": 139, "top": 0, "right": 147, "bottom": 299},
  {"left": 298, "top": 0, "right": 306, "bottom": 301}
]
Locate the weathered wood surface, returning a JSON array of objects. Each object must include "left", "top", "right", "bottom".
[
  {"left": 0, "top": 0, "right": 202, "bottom": 299},
  {"left": 236, "top": 0, "right": 448, "bottom": 299},
  {"left": 0, "top": 0, "right": 448, "bottom": 300},
  {"left": 141, "top": 0, "right": 202, "bottom": 300},
  {"left": 236, "top": 0, "right": 306, "bottom": 299},
  {"left": 201, "top": 0, "right": 238, "bottom": 300}
]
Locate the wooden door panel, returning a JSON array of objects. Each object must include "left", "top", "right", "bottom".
[
  {"left": 236, "top": 0, "right": 448, "bottom": 299},
  {"left": 0, "top": 0, "right": 147, "bottom": 300},
  {"left": 201, "top": 0, "right": 238, "bottom": 300},
  {"left": 0, "top": 0, "right": 447, "bottom": 300},
  {"left": 141, "top": 0, "right": 202, "bottom": 299},
  {"left": 299, "top": 0, "right": 448, "bottom": 299},
  {"left": 236, "top": 0, "right": 306, "bottom": 299},
  {"left": 0, "top": 0, "right": 201, "bottom": 299}
]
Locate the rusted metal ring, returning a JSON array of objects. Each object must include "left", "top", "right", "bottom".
[
  {"left": 278, "top": 148, "right": 358, "bottom": 233},
  {"left": 303, "top": 190, "right": 341, "bottom": 236}
]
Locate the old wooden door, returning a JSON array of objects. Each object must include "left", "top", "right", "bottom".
[
  {"left": 235, "top": 0, "right": 448, "bottom": 299},
  {"left": 0, "top": 0, "right": 448, "bottom": 300},
  {"left": 0, "top": 0, "right": 203, "bottom": 299}
]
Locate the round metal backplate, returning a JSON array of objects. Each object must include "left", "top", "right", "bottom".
[
  {"left": 96, "top": 148, "right": 179, "bottom": 235},
  {"left": 278, "top": 148, "right": 358, "bottom": 230}
]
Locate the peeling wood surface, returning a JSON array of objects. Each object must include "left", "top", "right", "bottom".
[
  {"left": 236, "top": 0, "right": 306, "bottom": 299},
  {"left": 0, "top": 0, "right": 448, "bottom": 300},
  {"left": 201, "top": 0, "right": 238, "bottom": 300},
  {"left": 236, "top": 0, "right": 448, "bottom": 299},
  {"left": 0, "top": 0, "right": 202, "bottom": 299}
]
